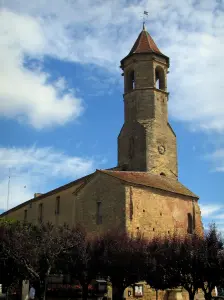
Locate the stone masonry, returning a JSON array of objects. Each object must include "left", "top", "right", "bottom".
[{"left": 118, "top": 51, "right": 177, "bottom": 178}]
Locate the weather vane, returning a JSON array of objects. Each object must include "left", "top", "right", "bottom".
[{"left": 143, "top": 10, "right": 149, "bottom": 29}]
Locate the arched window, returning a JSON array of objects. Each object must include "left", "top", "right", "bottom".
[
  {"left": 155, "top": 66, "right": 165, "bottom": 90},
  {"left": 160, "top": 172, "right": 166, "bottom": 176},
  {"left": 187, "top": 213, "right": 193, "bottom": 234},
  {"left": 126, "top": 70, "right": 135, "bottom": 92}
]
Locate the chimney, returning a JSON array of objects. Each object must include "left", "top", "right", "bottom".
[{"left": 34, "top": 193, "right": 42, "bottom": 198}]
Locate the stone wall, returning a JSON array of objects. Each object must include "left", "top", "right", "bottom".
[
  {"left": 1, "top": 178, "right": 87, "bottom": 226},
  {"left": 125, "top": 184, "right": 203, "bottom": 238},
  {"left": 75, "top": 172, "right": 126, "bottom": 236}
]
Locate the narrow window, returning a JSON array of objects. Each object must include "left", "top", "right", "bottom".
[
  {"left": 126, "top": 70, "right": 135, "bottom": 92},
  {"left": 130, "top": 70, "right": 135, "bottom": 90},
  {"left": 96, "top": 202, "right": 102, "bottom": 225},
  {"left": 156, "top": 75, "right": 159, "bottom": 89},
  {"left": 39, "top": 203, "right": 43, "bottom": 223},
  {"left": 24, "top": 210, "right": 27, "bottom": 222},
  {"left": 55, "top": 196, "right": 60, "bottom": 215},
  {"left": 130, "top": 198, "right": 133, "bottom": 221},
  {"left": 130, "top": 187, "right": 133, "bottom": 221},
  {"left": 155, "top": 66, "right": 165, "bottom": 90},
  {"left": 192, "top": 201, "right": 196, "bottom": 230},
  {"left": 187, "top": 213, "right": 193, "bottom": 234}
]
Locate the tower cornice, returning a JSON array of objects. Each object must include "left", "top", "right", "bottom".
[
  {"left": 123, "top": 87, "right": 169, "bottom": 97},
  {"left": 120, "top": 52, "right": 169, "bottom": 68},
  {"left": 120, "top": 56, "right": 169, "bottom": 70}
]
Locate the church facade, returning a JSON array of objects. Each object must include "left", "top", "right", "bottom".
[{"left": 1, "top": 25, "right": 203, "bottom": 239}]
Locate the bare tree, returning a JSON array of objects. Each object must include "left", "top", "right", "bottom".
[
  {"left": 145, "top": 236, "right": 180, "bottom": 291},
  {"left": 96, "top": 230, "right": 148, "bottom": 300},
  {"left": 57, "top": 228, "right": 100, "bottom": 300},
  {"left": 145, "top": 234, "right": 203, "bottom": 300},
  {"left": 3, "top": 222, "right": 83, "bottom": 300},
  {"left": 0, "top": 220, "right": 25, "bottom": 296},
  {"left": 199, "top": 224, "right": 224, "bottom": 300}
]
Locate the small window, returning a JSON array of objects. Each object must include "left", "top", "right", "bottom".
[
  {"left": 130, "top": 198, "right": 133, "bottom": 221},
  {"left": 39, "top": 203, "right": 43, "bottom": 223},
  {"left": 126, "top": 70, "right": 135, "bottom": 92},
  {"left": 96, "top": 202, "right": 102, "bottom": 225},
  {"left": 155, "top": 66, "right": 165, "bottom": 90},
  {"left": 55, "top": 196, "right": 60, "bottom": 215},
  {"left": 24, "top": 210, "right": 27, "bottom": 222},
  {"left": 29, "top": 203, "right": 32, "bottom": 208},
  {"left": 160, "top": 172, "right": 166, "bottom": 176},
  {"left": 130, "top": 71, "right": 135, "bottom": 90},
  {"left": 187, "top": 213, "right": 193, "bottom": 234}
]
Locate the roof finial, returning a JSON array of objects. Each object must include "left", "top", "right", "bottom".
[{"left": 143, "top": 10, "right": 148, "bottom": 31}]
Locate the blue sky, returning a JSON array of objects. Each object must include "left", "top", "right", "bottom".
[{"left": 0, "top": 0, "right": 224, "bottom": 232}]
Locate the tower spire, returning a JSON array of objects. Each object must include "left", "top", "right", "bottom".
[{"left": 128, "top": 25, "right": 162, "bottom": 56}]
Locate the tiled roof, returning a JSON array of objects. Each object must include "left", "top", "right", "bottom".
[
  {"left": 99, "top": 170, "right": 198, "bottom": 199},
  {"left": 129, "top": 27, "right": 162, "bottom": 55}
]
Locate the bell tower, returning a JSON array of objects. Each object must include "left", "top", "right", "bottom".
[{"left": 118, "top": 24, "right": 178, "bottom": 179}]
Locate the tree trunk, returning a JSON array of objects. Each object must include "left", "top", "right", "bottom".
[
  {"left": 112, "top": 286, "right": 125, "bottom": 300},
  {"left": 37, "top": 279, "right": 47, "bottom": 300},
  {"left": 82, "top": 283, "right": 89, "bottom": 300},
  {"left": 204, "top": 291, "right": 213, "bottom": 300},
  {"left": 6, "top": 287, "right": 9, "bottom": 300},
  {"left": 188, "top": 291, "right": 195, "bottom": 300}
]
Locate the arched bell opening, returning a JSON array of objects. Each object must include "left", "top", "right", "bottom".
[{"left": 155, "top": 66, "right": 165, "bottom": 90}]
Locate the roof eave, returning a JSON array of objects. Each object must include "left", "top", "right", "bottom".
[{"left": 120, "top": 51, "right": 170, "bottom": 68}]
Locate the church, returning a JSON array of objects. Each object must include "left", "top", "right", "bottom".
[{"left": 1, "top": 24, "right": 203, "bottom": 240}]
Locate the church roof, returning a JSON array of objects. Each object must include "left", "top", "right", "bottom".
[
  {"left": 99, "top": 170, "right": 199, "bottom": 199},
  {"left": 129, "top": 24, "right": 162, "bottom": 55}
]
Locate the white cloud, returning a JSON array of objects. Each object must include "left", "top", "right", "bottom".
[
  {"left": 200, "top": 204, "right": 224, "bottom": 234},
  {"left": 0, "top": 9, "right": 83, "bottom": 129},
  {"left": 200, "top": 204, "right": 223, "bottom": 217},
  {"left": 1, "top": 0, "right": 223, "bottom": 132},
  {"left": 0, "top": 146, "right": 102, "bottom": 210},
  {"left": 213, "top": 214, "right": 224, "bottom": 220},
  {"left": 205, "top": 149, "right": 224, "bottom": 172}
]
